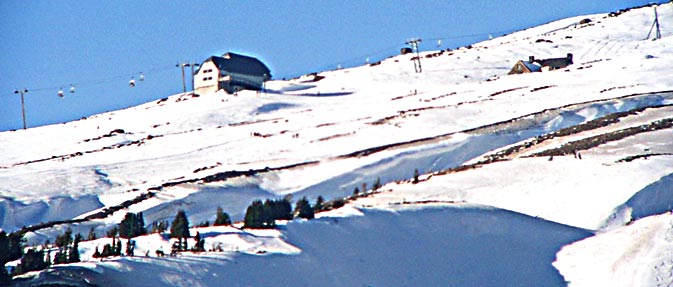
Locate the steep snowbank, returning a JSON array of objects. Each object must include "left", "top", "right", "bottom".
[{"left": 554, "top": 212, "right": 673, "bottom": 287}]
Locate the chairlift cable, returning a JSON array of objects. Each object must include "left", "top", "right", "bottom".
[{"left": 0, "top": 64, "right": 174, "bottom": 99}]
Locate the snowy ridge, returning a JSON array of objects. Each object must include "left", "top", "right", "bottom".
[
  {"left": 554, "top": 212, "right": 673, "bottom": 287},
  {"left": 2, "top": 2, "right": 673, "bottom": 286}
]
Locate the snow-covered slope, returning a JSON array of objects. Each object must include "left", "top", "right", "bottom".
[
  {"left": 2, "top": 2, "right": 673, "bottom": 286},
  {"left": 15, "top": 206, "right": 592, "bottom": 287},
  {"left": 554, "top": 212, "right": 673, "bottom": 287}
]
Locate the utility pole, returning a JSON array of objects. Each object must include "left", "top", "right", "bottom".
[
  {"left": 14, "top": 89, "right": 28, "bottom": 130},
  {"left": 176, "top": 62, "right": 200, "bottom": 93},
  {"left": 177, "top": 62, "right": 187, "bottom": 93},
  {"left": 190, "top": 62, "right": 199, "bottom": 91},
  {"left": 405, "top": 38, "right": 423, "bottom": 73},
  {"left": 646, "top": 7, "right": 661, "bottom": 40}
]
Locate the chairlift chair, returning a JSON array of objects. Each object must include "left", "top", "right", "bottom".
[{"left": 58, "top": 88, "right": 64, "bottom": 98}]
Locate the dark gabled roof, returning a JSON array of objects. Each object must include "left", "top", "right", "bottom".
[
  {"left": 202, "top": 52, "right": 271, "bottom": 79},
  {"left": 521, "top": 61, "right": 542, "bottom": 72}
]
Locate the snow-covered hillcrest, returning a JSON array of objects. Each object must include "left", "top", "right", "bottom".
[{"left": 2, "top": 3, "right": 673, "bottom": 286}]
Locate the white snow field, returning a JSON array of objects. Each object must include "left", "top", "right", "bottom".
[{"left": 2, "top": 2, "right": 673, "bottom": 286}]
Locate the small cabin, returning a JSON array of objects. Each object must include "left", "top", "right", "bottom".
[
  {"left": 508, "top": 54, "right": 573, "bottom": 75},
  {"left": 508, "top": 59, "right": 542, "bottom": 74},
  {"left": 194, "top": 52, "right": 271, "bottom": 95}
]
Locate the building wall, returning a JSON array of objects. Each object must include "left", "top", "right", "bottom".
[
  {"left": 221, "top": 72, "right": 265, "bottom": 91},
  {"left": 194, "top": 60, "right": 267, "bottom": 95},
  {"left": 194, "top": 61, "right": 219, "bottom": 95}
]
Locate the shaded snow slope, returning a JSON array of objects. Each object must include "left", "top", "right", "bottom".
[
  {"left": 19, "top": 206, "right": 592, "bottom": 287},
  {"left": 600, "top": 170, "right": 673, "bottom": 231}
]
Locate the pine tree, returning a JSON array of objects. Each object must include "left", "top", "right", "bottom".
[
  {"left": 15, "top": 248, "right": 47, "bottom": 275},
  {"left": 264, "top": 198, "right": 292, "bottom": 221},
  {"left": 87, "top": 227, "right": 97, "bottom": 241},
  {"left": 119, "top": 212, "right": 133, "bottom": 238},
  {"left": 120, "top": 212, "right": 147, "bottom": 238},
  {"left": 413, "top": 169, "right": 420, "bottom": 184},
  {"left": 278, "top": 198, "right": 293, "bottom": 220},
  {"left": 214, "top": 206, "right": 232, "bottom": 226},
  {"left": 125, "top": 239, "right": 135, "bottom": 256},
  {"left": 54, "top": 227, "right": 73, "bottom": 249},
  {"left": 193, "top": 232, "right": 205, "bottom": 252},
  {"left": 53, "top": 250, "right": 67, "bottom": 265},
  {"left": 0, "top": 232, "right": 11, "bottom": 266},
  {"left": 7, "top": 231, "right": 24, "bottom": 263},
  {"left": 68, "top": 233, "right": 82, "bottom": 263},
  {"left": 115, "top": 236, "right": 123, "bottom": 255},
  {"left": 244, "top": 198, "right": 295, "bottom": 229},
  {"left": 372, "top": 177, "right": 382, "bottom": 191},
  {"left": 332, "top": 198, "right": 346, "bottom": 209},
  {"left": 151, "top": 220, "right": 169, "bottom": 234},
  {"left": 261, "top": 202, "right": 275, "bottom": 228},
  {"left": 0, "top": 267, "right": 8, "bottom": 286},
  {"left": 353, "top": 187, "right": 360, "bottom": 197},
  {"left": 107, "top": 226, "right": 119, "bottom": 238},
  {"left": 100, "top": 244, "right": 113, "bottom": 257},
  {"left": 170, "top": 210, "right": 190, "bottom": 251},
  {"left": 314, "top": 196, "right": 325, "bottom": 212},
  {"left": 244, "top": 200, "right": 264, "bottom": 229},
  {"left": 0, "top": 231, "right": 23, "bottom": 283},
  {"left": 53, "top": 228, "right": 73, "bottom": 265},
  {"left": 136, "top": 212, "right": 146, "bottom": 236},
  {"left": 44, "top": 242, "right": 52, "bottom": 267},
  {"left": 295, "top": 197, "right": 314, "bottom": 219}
]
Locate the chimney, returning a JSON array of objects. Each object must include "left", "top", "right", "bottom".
[
  {"left": 529, "top": 56, "right": 535, "bottom": 63},
  {"left": 566, "top": 53, "right": 573, "bottom": 64}
]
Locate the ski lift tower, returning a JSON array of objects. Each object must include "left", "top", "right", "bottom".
[
  {"left": 405, "top": 38, "right": 423, "bottom": 73},
  {"left": 14, "top": 89, "right": 28, "bottom": 130},
  {"left": 646, "top": 7, "right": 662, "bottom": 40},
  {"left": 176, "top": 62, "right": 200, "bottom": 93}
]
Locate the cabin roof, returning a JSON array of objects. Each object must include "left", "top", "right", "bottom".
[
  {"left": 198, "top": 52, "right": 271, "bottom": 79},
  {"left": 522, "top": 61, "right": 542, "bottom": 72}
]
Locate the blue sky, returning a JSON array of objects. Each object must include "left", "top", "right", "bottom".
[{"left": 0, "top": 0, "right": 659, "bottom": 131}]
